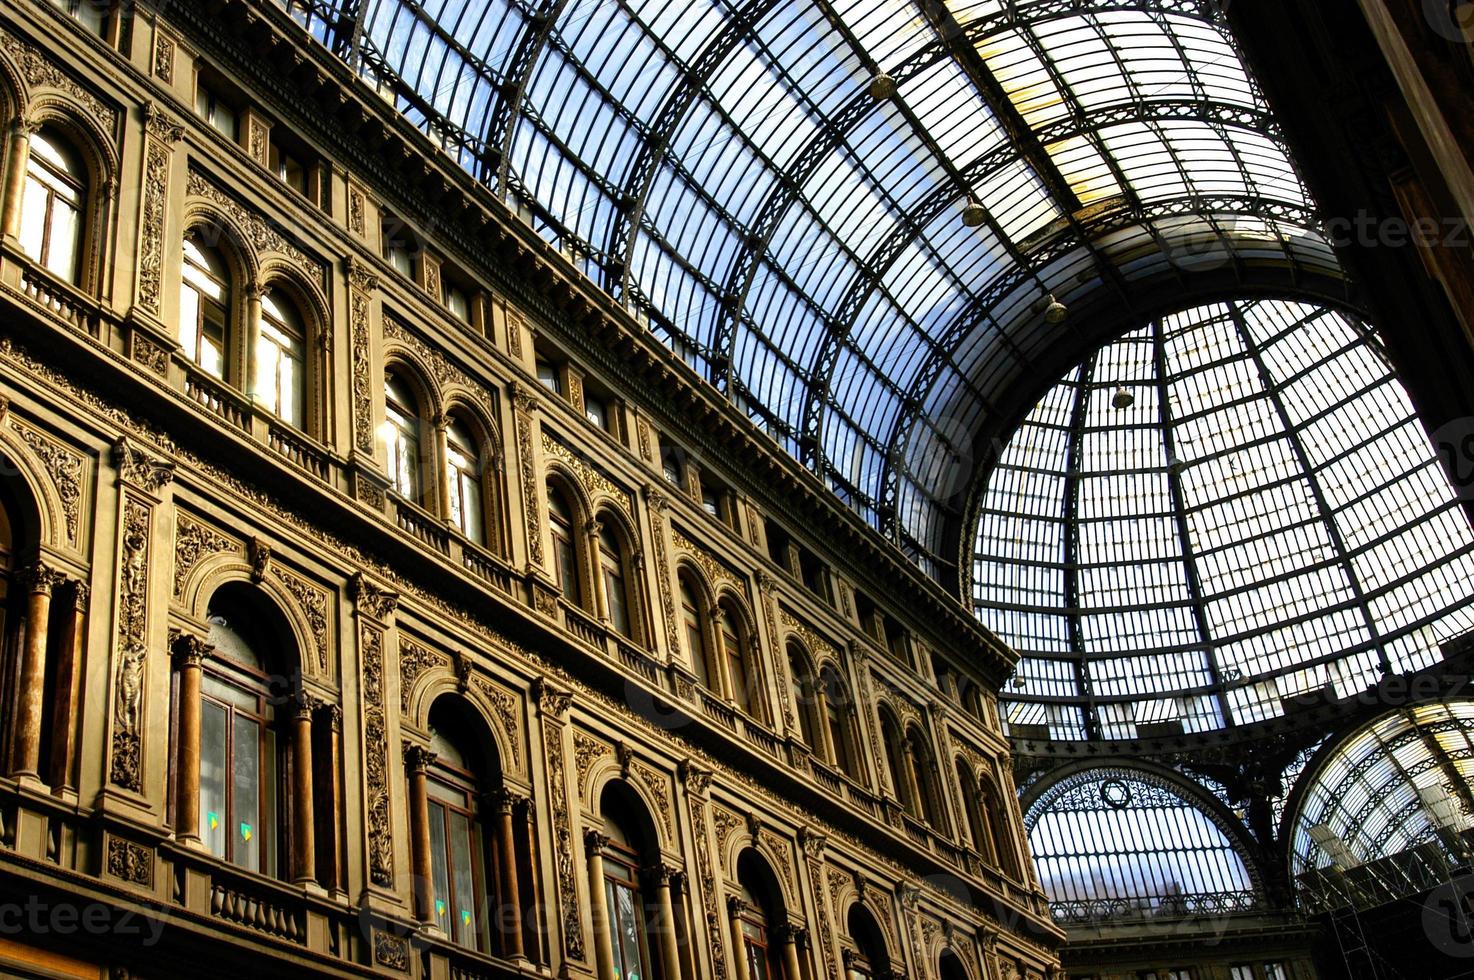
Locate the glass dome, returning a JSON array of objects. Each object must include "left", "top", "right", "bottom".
[{"left": 974, "top": 298, "right": 1474, "bottom": 740}]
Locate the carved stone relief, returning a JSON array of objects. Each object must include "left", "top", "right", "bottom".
[
  {"left": 672, "top": 529, "right": 742, "bottom": 596},
  {"left": 474, "top": 678, "right": 522, "bottom": 770},
  {"left": 687, "top": 786, "right": 727, "bottom": 980},
  {"left": 544, "top": 719, "right": 584, "bottom": 960},
  {"left": 137, "top": 136, "right": 171, "bottom": 316},
  {"left": 360, "top": 620, "right": 393, "bottom": 887},
  {"left": 106, "top": 837, "right": 153, "bottom": 886},
  {"left": 399, "top": 640, "right": 446, "bottom": 713},
  {"left": 382, "top": 317, "right": 493, "bottom": 418},
  {"left": 0, "top": 26, "right": 116, "bottom": 124},
  {"left": 152, "top": 33, "right": 174, "bottom": 83},
  {"left": 645, "top": 491, "right": 680, "bottom": 655},
  {"left": 630, "top": 760, "right": 673, "bottom": 841},
  {"left": 541, "top": 430, "right": 632, "bottom": 521},
  {"left": 172, "top": 512, "right": 239, "bottom": 598},
  {"left": 109, "top": 497, "right": 152, "bottom": 791},
  {"left": 9, "top": 417, "right": 83, "bottom": 546},
  {"left": 270, "top": 565, "right": 329, "bottom": 673},
  {"left": 512, "top": 384, "right": 543, "bottom": 568},
  {"left": 347, "top": 261, "right": 379, "bottom": 455},
  {"left": 572, "top": 730, "right": 609, "bottom": 800}
]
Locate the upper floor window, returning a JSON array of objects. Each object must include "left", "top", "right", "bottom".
[
  {"left": 19, "top": 129, "right": 85, "bottom": 284},
  {"left": 195, "top": 83, "right": 239, "bottom": 141},
  {"left": 179, "top": 233, "right": 230, "bottom": 379},
  {"left": 384, "top": 372, "right": 424, "bottom": 504},
  {"left": 536, "top": 359, "right": 561, "bottom": 395},
  {"left": 821, "top": 667, "right": 857, "bottom": 778},
  {"left": 597, "top": 522, "right": 632, "bottom": 638},
  {"left": 445, "top": 417, "right": 485, "bottom": 546},
  {"left": 718, "top": 601, "right": 754, "bottom": 716},
  {"left": 845, "top": 906, "right": 891, "bottom": 980},
  {"left": 444, "top": 281, "right": 471, "bottom": 323},
  {"left": 548, "top": 484, "right": 581, "bottom": 605},
  {"left": 680, "top": 573, "right": 713, "bottom": 688},
  {"left": 789, "top": 647, "right": 818, "bottom": 753},
  {"left": 48, "top": 0, "right": 111, "bottom": 36},
  {"left": 584, "top": 391, "right": 609, "bottom": 431},
  {"left": 662, "top": 449, "right": 684, "bottom": 489},
  {"left": 256, "top": 290, "right": 305, "bottom": 428}
]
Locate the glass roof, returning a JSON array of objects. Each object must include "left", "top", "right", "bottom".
[
  {"left": 1025, "top": 766, "right": 1255, "bottom": 922},
  {"left": 280, "top": 0, "right": 1336, "bottom": 577},
  {"left": 1290, "top": 701, "right": 1474, "bottom": 880},
  {"left": 977, "top": 298, "right": 1474, "bottom": 739}
]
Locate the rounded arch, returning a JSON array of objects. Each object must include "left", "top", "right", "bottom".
[
  {"left": 424, "top": 691, "right": 505, "bottom": 787},
  {"left": 188, "top": 567, "right": 322, "bottom": 681},
  {"left": 0, "top": 45, "right": 27, "bottom": 120},
  {"left": 443, "top": 399, "right": 505, "bottom": 553},
  {"left": 407, "top": 674, "right": 519, "bottom": 778},
  {"left": 382, "top": 352, "right": 442, "bottom": 425},
  {"left": 259, "top": 262, "right": 331, "bottom": 348},
  {"left": 25, "top": 96, "right": 118, "bottom": 188},
  {"left": 939, "top": 947, "right": 973, "bottom": 980},
  {"left": 596, "top": 777, "right": 663, "bottom": 862},
  {"left": 16, "top": 108, "right": 112, "bottom": 293},
  {"left": 877, "top": 704, "right": 910, "bottom": 806},
  {"left": 544, "top": 464, "right": 596, "bottom": 527},
  {"left": 592, "top": 503, "right": 645, "bottom": 643},
  {"left": 1022, "top": 763, "right": 1262, "bottom": 923},
  {"left": 0, "top": 428, "right": 62, "bottom": 552},
  {"left": 202, "top": 579, "right": 301, "bottom": 681},
  {"left": 181, "top": 208, "right": 259, "bottom": 288},
  {"left": 845, "top": 902, "right": 893, "bottom": 976},
  {"left": 677, "top": 562, "right": 718, "bottom": 687},
  {"left": 735, "top": 847, "right": 788, "bottom": 919},
  {"left": 905, "top": 722, "right": 946, "bottom": 831}
]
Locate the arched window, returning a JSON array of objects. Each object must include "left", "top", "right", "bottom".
[
  {"left": 880, "top": 710, "right": 911, "bottom": 812},
  {"left": 18, "top": 128, "right": 85, "bottom": 283},
  {"left": 736, "top": 851, "right": 787, "bottom": 980},
  {"left": 256, "top": 289, "right": 306, "bottom": 428},
  {"left": 445, "top": 416, "right": 485, "bottom": 545},
  {"left": 384, "top": 371, "right": 424, "bottom": 504},
  {"left": 547, "top": 483, "right": 582, "bottom": 605},
  {"left": 956, "top": 760, "right": 991, "bottom": 859},
  {"left": 983, "top": 779, "right": 1022, "bottom": 880},
  {"left": 597, "top": 520, "right": 632, "bottom": 638},
  {"left": 199, "top": 586, "right": 289, "bottom": 876},
  {"left": 424, "top": 703, "right": 491, "bottom": 951},
  {"left": 680, "top": 572, "right": 713, "bottom": 688},
  {"left": 820, "top": 666, "right": 855, "bottom": 778},
  {"left": 180, "top": 232, "right": 231, "bottom": 378},
  {"left": 597, "top": 783, "right": 667, "bottom": 980},
  {"left": 845, "top": 905, "right": 890, "bottom": 980},
  {"left": 908, "top": 725, "right": 944, "bottom": 830},
  {"left": 718, "top": 601, "right": 752, "bottom": 715},
  {"left": 788, "top": 646, "right": 818, "bottom": 753},
  {"left": 939, "top": 949, "right": 969, "bottom": 980}
]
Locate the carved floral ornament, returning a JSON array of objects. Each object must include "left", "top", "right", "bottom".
[
  {"left": 5, "top": 415, "right": 84, "bottom": 548},
  {"left": 382, "top": 317, "right": 495, "bottom": 420},
  {"left": 0, "top": 25, "right": 117, "bottom": 129},
  {"left": 541, "top": 431, "right": 633, "bottom": 522},
  {"left": 185, "top": 170, "right": 325, "bottom": 289}
]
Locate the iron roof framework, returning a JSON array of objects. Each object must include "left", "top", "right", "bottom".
[
  {"left": 976, "top": 298, "right": 1474, "bottom": 738},
  {"left": 278, "top": 0, "right": 1336, "bottom": 581}
]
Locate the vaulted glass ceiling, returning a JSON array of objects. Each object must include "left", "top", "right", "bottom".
[
  {"left": 281, "top": 0, "right": 1336, "bottom": 578},
  {"left": 977, "top": 299, "right": 1474, "bottom": 739},
  {"left": 1290, "top": 702, "right": 1474, "bottom": 881}
]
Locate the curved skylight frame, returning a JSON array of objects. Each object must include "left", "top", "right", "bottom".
[
  {"left": 279, "top": 0, "right": 1335, "bottom": 580},
  {"left": 1024, "top": 765, "right": 1260, "bottom": 923},
  {"left": 1288, "top": 702, "right": 1474, "bottom": 885},
  {"left": 975, "top": 298, "right": 1474, "bottom": 739}
]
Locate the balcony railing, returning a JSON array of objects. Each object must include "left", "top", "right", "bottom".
[
  {"left": 267, "top": 423, "right": 331, "bottom": 481},
  {"left": 183, "top": 366, "right": 251, "bottom": 431},
  {"left": 393, "top": 496, "right": 452, "bottom": 556},
  {"left": 18, "top": 264, "right": 98, "bottom": 336},
  {"left": 562, "top": 603, "right": 608, "bottom": 651},
  {"left": 1050, "top": 890, "right": 1261, "bottom": 925}
]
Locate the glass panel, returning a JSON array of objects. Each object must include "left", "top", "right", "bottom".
[
  {"left": 199, "top": 699, "right": 228, "bottom": 858},
  {"left": 604, "top": 565, "right": 630, "bottom": 636},
  {"left": 231, "top": 713, "right": 261, "bottom": 871},
  {"left": 449, "top": 810, "right": 478, "bottom": 947},
  {"left": 17, "top": 175, "right": 50, "bottom": 265},
  {"left": 428, "top": 800, "right": 451, "bottom": 934}
]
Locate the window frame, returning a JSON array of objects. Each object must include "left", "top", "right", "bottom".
[{"left": 18, "top": 128, "right": 86, "bottom": 285}]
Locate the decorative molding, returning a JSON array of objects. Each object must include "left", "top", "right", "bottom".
[
  {"left": 781, "top": 610, "right": 842, "bottom": 662},
  {"left": 689, "top": 791, "right": 727, "bottom": 980},
  {"left": 172, "top": 512, "right": 239, "bottom": 598},
  {"left": 572, "top": 730, "right": 609, "bottom": 799},
  {"left": 136, "top": 123, "right": 173, "bottom": 315},
  {"left": 105, "top": 837, "right": 153, "bottom": 886},
  {"left": 505, "top": 309, "right": 524, "bottom": 359},
  {"left": 108, "top": 497, "right": 151, "bottom": 791},
  {"left": 348, "top": 186, "right": 366, "bottom": 237},
  {"left": 671, "top": 529, "right": 743, "bottom": 596},
  {"left": 9, "top": 417, "right": 83, "bottom": 546},
  {"left": 152, "top": 33, "right": 174, "bottom": 84},
  {"left": 372, "top": 930, "right": 409, "bottom": 971},
  {"left": 631, "top": 760, "right": 673, "bottom": 841},
  {"left": 541, "top": 430, "right": 632, "bottom": 520},
  {"left": 474, "top": 677, "right": 522, "bottom": 769},
  {"left": 270, "top": 565, "right": 330, "bottom": 673},
  {"left": 533, "top": 675, "right": 571, "bottom": 718},
  {"left": 112, "top": 436, "right": 174, "bottom": 494},
  {"left": 132, "top": 331, "right": 169, "bottom": 376},
  {"left": 360, "top": 621, "right": 393, "bottom": 886},
  {"left": 186, "top": 169, "right": 324, "bottom": 287},
  {"left": 0, "top": 25, "right": 115, "bottom": 125},
  {"left": 345, "top": 258, "right": 379, "bottom": 455},
  {"left": 645, "top": 488, "right": 680, "bottom": 655},
  {"left": 712, "top": 805, "right": 741, "bottom": 860},
  {"left": 352, "top": 572, "right": 399, "bottom": 621},
  {"left": 382, "top": 317, "right": 493, "bottom": 418},
  {"left": 511, "top": 383, "right": 543, "bottom": 567},
  {"left": 544, "top": 720, "right": 584, "bottom": 960},
  {"left": 398, "top": 640, "right": 446, "bottom": 713}
]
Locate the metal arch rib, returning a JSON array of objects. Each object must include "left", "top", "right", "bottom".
[
  {"left": 607, "top": 0, "right": 785, "bottom": 303},
  {"left": 487, "top": 0, "right": 571, "bottom": 188}
]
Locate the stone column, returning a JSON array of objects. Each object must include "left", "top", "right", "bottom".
[
  {"left": 46, "top": 581, "right": 88, "bottom": 792},
  {"left": 432, "top": 414, "right": 452, "bottom": 521},
  {"left": 775, "top": 924, "right": 804, "bottom": 980},
  {"left": 727, "top": 897, "right": 751, "bottom": 980},
  {"left": 648, "top": 863, "right": 682, "bottom": 980},
  {"left": 585, "top": 829, "right": 618, "bottom": 980},
  {"left": 316, "top": 703, "right": 344, "bottom": 892},
  {"left": 291, "top": 694, "right": 316, "bottom": 885},
  {"left": 244, "top": 283, "right": 264, "bottom": 397},
  {"left": 10, "top": 564, "right": 62, "bottom": 779},
  {"left": 902, "top": 736, "right": 924, "bottom": 818},
  {"left": 489, "top": 788, "right": 525, "bottom": 958},
  {"left": 813, "top": 684, "right": 836, "bottom": 764},
  {"left": 1, "top": 120, "right": 36, "bottom": 241},
  {"left": 172, "top": 634, "right": 211, "bottom": 843},
  {"left": 587, "top": 519, "right": 608, "bottom": 623},
  {"left": 405, "top": 743, "right": 436, "bottom": 924}
]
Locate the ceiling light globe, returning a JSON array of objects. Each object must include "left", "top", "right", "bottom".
[
  {"left": 1044, "top": 296, "right": 1068, "bottom": 324},
  {"left": 961, "top": 200, "right": 987, "bottom": 227},
  {"left": 1112, "top": 387, "right": 1135, "bottom": 409},
  {"left": 869, "top": 72, "right": 897, "bottom": 99}
]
